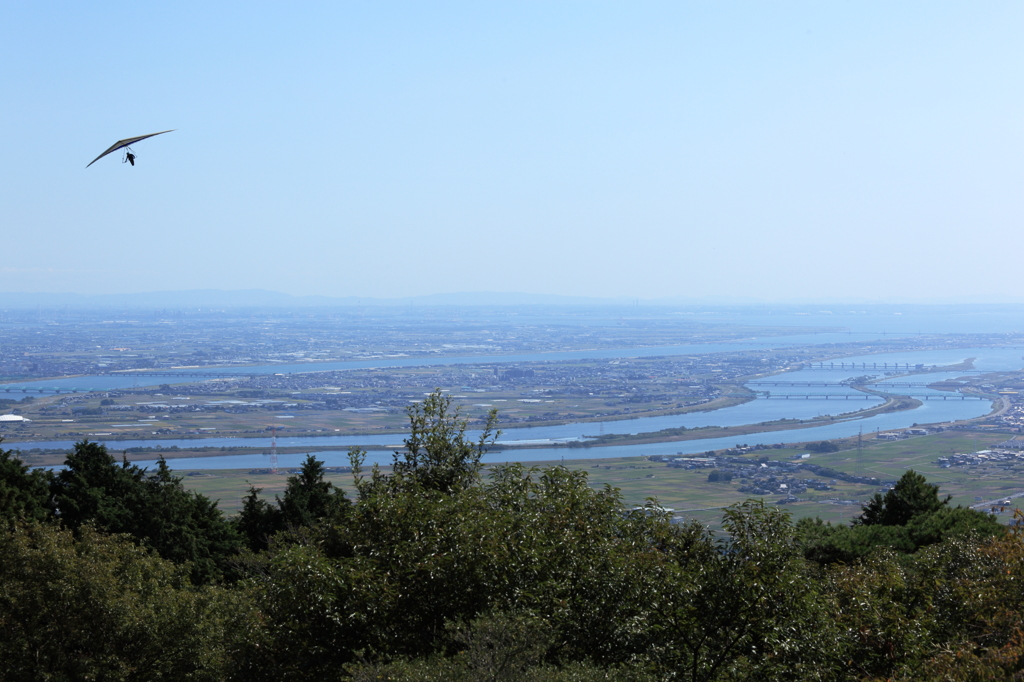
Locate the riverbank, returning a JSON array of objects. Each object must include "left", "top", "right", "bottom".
[
  {"left": 8, "top": 394, "right": 930, "bottom": 468},
  {"left": 8, "top": 348, "right": 1013, "bottom": 469},
  {"left": 166, "top": 429, "right": 1018, "bottom": 525},
  {"left": 560, "top": 395, "right": 923, "bottom": 449}
]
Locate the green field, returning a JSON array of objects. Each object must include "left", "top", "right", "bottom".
[{"left": 171, "top": 429, "right": 1022, "bottom": 532}]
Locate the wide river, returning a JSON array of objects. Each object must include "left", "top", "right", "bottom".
[
  {"left": 13, "top": 345, "right": 1022, "bottom": 470},
  {"left": 0, "top": 331, "right": 904, "bottom": 393}
]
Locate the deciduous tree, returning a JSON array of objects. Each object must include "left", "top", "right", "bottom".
[{"left": 0, "top": 521, "right": 251, "bottom": 681}]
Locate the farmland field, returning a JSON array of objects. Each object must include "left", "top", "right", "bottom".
[{"left": 172, "top": 429, "right": 1022, "bottom": 532}]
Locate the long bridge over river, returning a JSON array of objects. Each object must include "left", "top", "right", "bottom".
[
  {"left": 799, "top": 361, "right": 991, "bottom": 373},
  {"left": 749, "top": 381, "right": 943, "bottom": 388},
  {"left": 730, "top": 392, "right": 986, "bottom": 401}
]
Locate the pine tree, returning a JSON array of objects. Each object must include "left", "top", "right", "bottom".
[
  {"left": 50, "top": 441, "right": 241, "bottom": 584},
  {"left": 858, "top": 469, "right": 950, "bottom": 526},
  {"left": 0, "top": 445, "right": 52, "bottom": 524}
]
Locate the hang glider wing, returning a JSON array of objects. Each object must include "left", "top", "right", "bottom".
[{"left": 86, "top": 129, "right": 175, "bottom": 167}]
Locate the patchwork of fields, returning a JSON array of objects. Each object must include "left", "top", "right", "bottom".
[{"left": 176, "top": 429, "right": 1021, "bottom": 531}]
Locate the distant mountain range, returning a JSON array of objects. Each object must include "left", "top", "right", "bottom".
[
  {"left": 1, "top": 289, "right": 1023, "bottom": 309},
  {"left": 0, "top": 289, "right": 636, "bottom": 309}
]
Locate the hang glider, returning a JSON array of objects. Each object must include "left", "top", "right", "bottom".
[{"left": 86, "top": 130, "right": 175, "bottom": 168}]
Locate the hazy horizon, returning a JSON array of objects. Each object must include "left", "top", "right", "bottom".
[
  {"left": 4, "top": 2, "right": 1022, "bottom": 301},
  {"left": 3, "top": 287, "right": 1024, "bottom": 309}
]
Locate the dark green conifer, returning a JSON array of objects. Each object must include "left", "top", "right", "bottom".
[
  {"left": 0, "top": 445, "right": 52, "bottom": 524},
  {"left": 857, "top": 469, "right": 950, "bottom": 526},
  {"left": 49, "top": 440, "right": 241, "bottom": 584}
]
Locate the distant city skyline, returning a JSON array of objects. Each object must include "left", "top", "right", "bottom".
[{"left": 3, "top": 2, "right": 1021, "bottom": 302}]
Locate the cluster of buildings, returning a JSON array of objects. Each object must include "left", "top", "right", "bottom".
[
  {"left": 0, "top": 305, "right": 848, "bottom": 382},
  {"left": 648, "top": 450, "right": 888, "bottom": 504},
  {"left": 735, "top": 472, "right": 834, "bottom": 498},
  {"left": 876, "top": 427, "right": 933, "bottom": 441},
  {"left": 651, "top": 453, "right": 873, "bottom": 499},
  {"left": 936, "top": 448, "right": 1024, "bottom": 468},
  {"left": 986, "top": 396, "right": 1024, "bottom": 431}
]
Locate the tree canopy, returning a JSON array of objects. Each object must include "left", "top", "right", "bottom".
[
  {"left": 0, "top": 444, "right": 51, "bottom": 524},
  {"left": 858, "top": 469, "right": 951, "bottom": 526},
  {"left": 799, "top": 469, "right": 1004, "bottom": 565},
  {"left": 2, "top": 402, "right": 1024, "bottom": 680},
  {"left": 0, "top": 522, "right": 249, "bottom": 681},
  {"left": 364, "top": 389, "right": 500, "bottom": 495},
  {"left": 50, "top": 440, "right": 241, "bottom": 584},
  {"left": 234, "top": 453, "right": 350, "bottom": 552}
]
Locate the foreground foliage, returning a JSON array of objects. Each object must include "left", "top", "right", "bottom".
[
  {"left": 0, "top": 522, "right": 250, "bottom": 681},
  {"left": 49, "top": 441, "right": 243, "bottom": 584},
  {"left": 0, "top": 446, "right": 51, "bottom": 523},
  {"left": 798, "top": 469, "right": 1004, "bottom": 565},
  {"left": 1, "top": 398, "right": 1023, "bottom": 680}
]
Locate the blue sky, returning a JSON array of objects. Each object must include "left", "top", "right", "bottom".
[{"left": 2, "top": 2, "right": 1022, "bottom": 302}]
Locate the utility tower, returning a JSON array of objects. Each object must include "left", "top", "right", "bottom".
[
  {"left": 269, "top": 426, "right": 279, "bottom": 474},
  {"left": 857, "top": 427, "right": 863, "bottom": 476}
]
